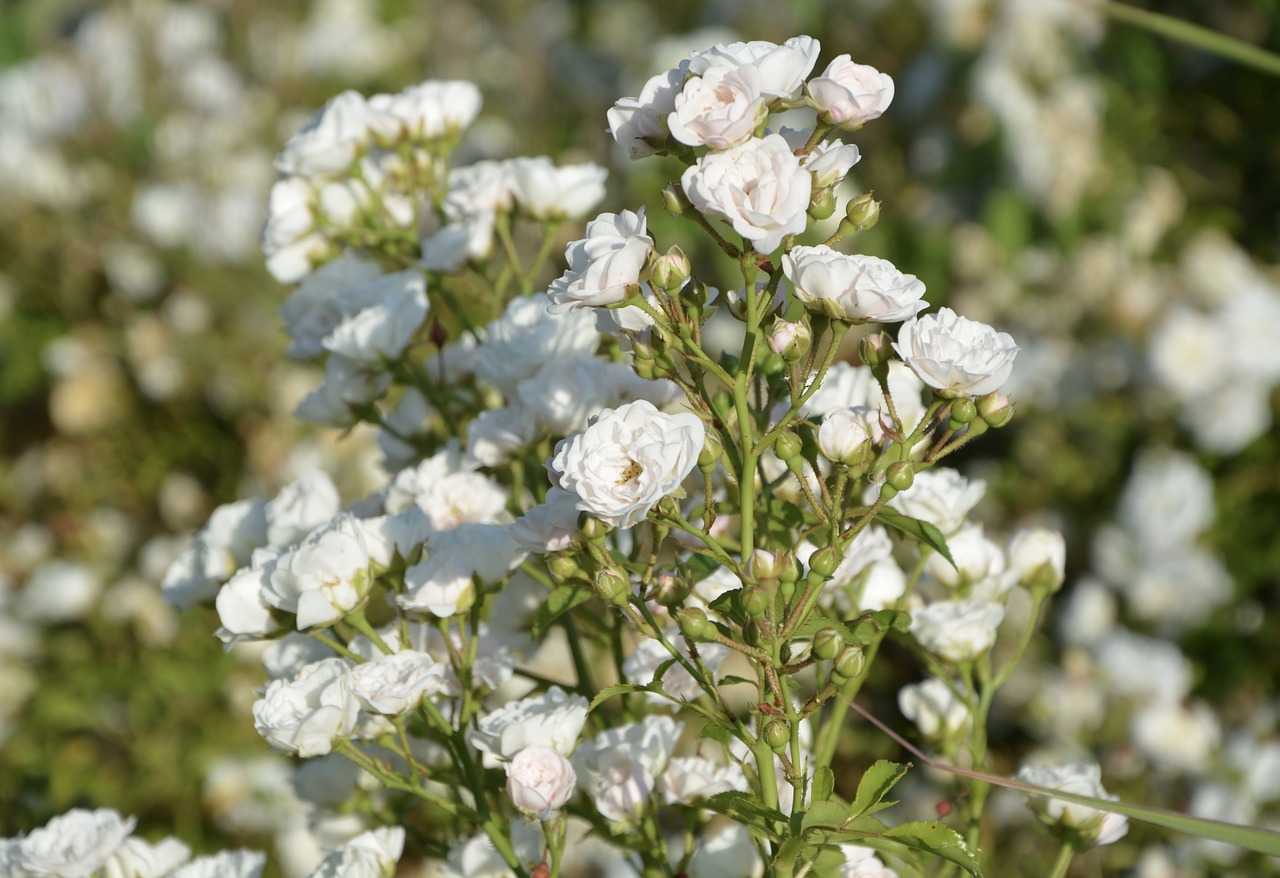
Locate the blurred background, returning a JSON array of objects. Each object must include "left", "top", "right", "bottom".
[{"left": 1, "top": 0, "right": 1278, "bottom": 875}]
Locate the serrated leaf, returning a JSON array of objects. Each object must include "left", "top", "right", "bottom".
[
  {"left": 810, "top": 845, "right": 851, "bottom": 878},
  {"left": 881, "top": 822, "right": 980, "bottom": 877},
  {"left": 771, "top": 838, "right": 804, "bottom": 878},
  {"left": 802, "top": 801, "right": 853, "bottom": 831},
  {"left": 813, "top": 766, "right": 835, "bottom": 803},
  {"left": 850, "top": 760, "right": 910, "bottom": 820},
  {"left": 702, "top": 791, "right": 786, "bottom": 840},
  {"left": 531, "top": 582, "right": 594, "bottom": 639},
  {"left": 875, "top": 507, "right": 956, "bottom": 570}
]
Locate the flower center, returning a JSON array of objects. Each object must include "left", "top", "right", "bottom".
[{"left": 616, "top": 459, "right": 643, "bottom": 485}]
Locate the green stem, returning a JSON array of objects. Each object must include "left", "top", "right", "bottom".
[
  {"left": 1047, "top": 840, "right": 1076, "bottom": 878},
  {"left": 1097, "top": 1, "right": 1280, "bottom": 77}
]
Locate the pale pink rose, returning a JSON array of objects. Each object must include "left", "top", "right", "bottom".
[
  {"left": 506, "top": 746, "right": 577, "bottom": 819},
  {"left": 806, "top": 55, "right": 895, "bottom": 127}
]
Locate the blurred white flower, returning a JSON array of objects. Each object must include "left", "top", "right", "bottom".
[
  {"left": 898, "top": 678, "right": 970, "bottom": 740},
  {"left": 884, "top": 467, "right": 985, "bottom": 536},
  {"left": 1016, "top": 761, "right": 1128, "bottom": 846},
  {"left": 102, "top": 835, "right": 190, "bottom": 878},
  {"left": 659, "top": 756, "right": 748, "bottom": 804},
  {"left": 170, "top": 850, "right": 265, "bottom": 878},
  {"left": 507, "top": 157, "right": 607, "bottom": 220},
  {"left": 322, "top": 271, "right": 429, "bottom": 365},
  {"left": 349, "top": 651, "right": 446, "bottom": 715},
  {"left": 10, "top": 808, "right": 135, "bottom": 878},
  {"left": 307, "top": 827, "right": 403, "bottom": 878},
  {"left": 16, "top": 560, "right": 101, "bottom": 623},
  {"left": 622, "top": 635, "right": 727, "bottom": 703},
  {"left": 686, "top": 823, "right": 763, "bottom": 878},
  {"left": 275, "top": 90, "right": 369, "bottom": 177},
  {"left": 366, "top": 80, "right": 481, "bottom": 142},
  {"left": 1131, "top": 698, "right": 1220, "bottom": 775},
  {"left": 474, "top": 295, "right": 601, "bottom": 395},
  {"left": 909, "top": 598, "right": 1004, "bottom": 663}
]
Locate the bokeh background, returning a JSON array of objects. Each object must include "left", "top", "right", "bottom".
[{"left": 1, "top": 1, "right": 1278, "bottom": 875}]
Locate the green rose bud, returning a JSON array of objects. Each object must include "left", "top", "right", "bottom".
[
  {"left": 742, "top": 587, "right": 771, "bottom": 619},
  {"left": 886, "top": 461, "right": 915, "bottom": 493},
  {"left": 763, "top": 719, "right": 791, "bottom": 751},
  {"left": 831, "top": 645, "right": 866, "bottom": 681},
  {"left": 812, "top": 626, "right": 844, "bottom": 661},
  {"left": 774, "top": 430, "right": 804, "bottom": 462}
]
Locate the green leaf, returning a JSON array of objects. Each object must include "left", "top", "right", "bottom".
[
  {"left": 587, "top": 683, "right": 652, "bottom": 713},
  {"left": 699, "top": 722, "right": 732, "bottom": 747},
  {"left": 850, "top": 760, "right": 910, "bottom": 820},
  {"left": 875, "top": 508, "right": 956, "bottom": 569},
  {"left": 531, "top": 582, "right": 594, "bottom": 639},
  {"left": 812, "top": 766, "right": 835, "bottom": 803},
  {"left": 809, "top": 845, "right": 852, "bottom": 878},
  {"left": 802, "top": 801, "right": 853, "bottom": 831},
  {"left": 771, "top": 838, "right": 804, "bottom": 878},
  {"left": 717, "top": 674, "right": 756, "bottom": 688},
  {"left": 702, "top": 791, "right": 786, "bottom": 840},
  {"left": 881, "top": 822, "right": 980, "bottom": 877}
]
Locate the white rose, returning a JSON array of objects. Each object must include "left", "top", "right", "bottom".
[
  {"left": 467, "top": 686, "right": 590, "bottom": 762},
  {"left": 668, "top": 65, "right": 767, "bottom": 150},
  {"left": 817, "top": 406, "right": 878, "bottom": 466},
  {"left": 349, "top": 651, "right": 446, "bottom": 715},
  {"left": 102, "top": 836, "right": 190, "bottom": 878},
  {"left": 686, "top": 824, "right": 761, "bottom": 878},
  {"left": 607, "top": 66, "right": 685, "bottom": 159},
  {"left": 923, "top": 522, "right": 1007, "bottom": 593},
  {"left": 508, "top": 157, "right": 607, "bottom": 220},
  {"left": 11, "top": 808, "right": 136, "bottom": 878},
  {"left": 806, "top": 56, "right": 895, "bottom": 128},
  {"left": 398, "top": 523, "right": 524, "bottom": 617},
  {"left": 898, "top": 678, "right": 969, "bottom": 740},
  {"left": 295, "top": 354, "right": 392, "bottom": 428},
  {"left": 801, "top": 139, "right": 861, "bottom": 189},
  {"left": 252, "top": 657, "right": 360, "bottom": 757},
  {"left": 279, "top": 255, "right": 384, "bottom": 359},
  {"left": 837, "top": 846, "right": 900, "bottom": 878},
  {"left": 162, "top": 498, "right": 269, "bottom": 609},
  {"left": 262, "top": 632, "right": 334, "bottom": 681},
  {"left": 309, "top": 827, "right": 404, "bottom": 878},
  {"left": 322, "top": 271, "right": 429, "bottom": 365},
  {"left": 366, "top": 79, "right": 481, "bottom": 142},
  {"left": 264, "top": 516, "right": 372, "bottom": 630},
  {"left": 1016, "top": 762, "right": 1129, "bottom": 847},
  {"left": 384, "top": 445, "right": 509, "bottom": 531},
  {"left": 783, "top": 246, "right": 928, "bottom": 323},
  {"left": 687, "top": 36, "right": 821, "bottom": 99},
  {"left": 550, "top": 400, "right": 705, "bottom": 529},
  {"left": 170, "top": 850, "right": 266, "bottom": 878},
  {"left": 1007, "top": 528, "right": 1066, "bottom": 592},
  {"left": 547, "top": 209, "right": 653, "bottom": 313},
  {"left": 214, "top": 551, "right": 280, "bottom": 644},
  {"left": 275, "top": 90, "right": 368, "bottom": 177},
  {"left": 474, "top": 295, "right": 601, "bottom": 395},
  {"left": 466, "top": 403, "right": 539, "bottom": 467},
  {"left": 909, "top": 598, "right": 1004, "bottom": 663},
  {"left": 261, "top": 176, "right": 320, "bottom": 284},
  {"left": 265, "top": 469, "right": 341, "bottom": 548},
  {"left": 682, "top": 133, "right": 811, "bottom": 255},
  {"left": 659, "top": 756, "right": 748, "bottom": 804},
  {"left": 885, "top": 467, "right": 985, "bottom": 536},
  {"left": 893, "top": 307, "right": 1019, "bottom": 398},
  {"left": 591, "top": 750, "right": 653, "bottom": 824},
  {"left": 506, "top": 746, "right": 577, "bottom": 820},
  {"left": 574, "top": 716, "right": 682, "bottom": 802},
  {"left": 622, "top": 635, "right": 727, "bottom": 703},
  {"left": 510, "top": 488, "right": 581, "bottom": 554},
  {"left": 517, "top": 355, "right": 619, "bottom": 436}
]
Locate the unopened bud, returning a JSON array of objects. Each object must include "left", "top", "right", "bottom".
[
  {"left": 950, "top": 398, "right": 977, "bottom": 425},
  {"left": 594, "top": 567, "right": 632, "bottom": 606},
  {"left": 650, "top": 245, "right": 692, "bottom": 293},
  {"left": 813, "top": 626, "right": 844, "bottom": 661},
  {"left": 858, "top": 331, "right": 894, "bottom": 368},
  {"left": 774, "top": 430, "right": 803, "bottom": 462},
  {"left": 769, "top": 319, "right": 812, "bottom": 363},
  {"left": 652, "top": 570, "right": 691, "bottom": 608},
  {"left": 886, "top": 461, "right": 915, "bottom": 493},
  {"left": 763, "top": 719, "right": 790, "bottom": 751},
  {"left": 844, "top": 192, "right": 881, "bottom": 231},
  {"left": 547, "top": 555, "right": 581, "bottom": 581},
  {"left": 662, "top": 184, "right": 685, "bottom": 217},
  {"left": 677, "top": 607, "right": 716, "bottom": 641},
  {"left": 698, "top": 433, "right": 722, "bottom": 473},
  {"left": 808, "top": 545, "right": 842, "bottom": 579},
  {"left": 818, "top": 408, "right": 876, "bottom": 467},
  {"left": 808, "top": 187, "right": 837, "bottom": 220},
  {"left": 748, "top": 549, "right": 782, "bottom": 583},
  {"left": 742, "top": 587, "right": 771, "bottom": 619},
  {"left": 777, "top": 552, "right": 801, "bottom": 584},
  {"left": 831, "top": 645, "right": 866, "bottom": 681},
  {"left": 977, "top": 392, "right": 1014, "bottom": 428},
  {"left": 580, "top": 516, "right": 611, "bottom": 542}
]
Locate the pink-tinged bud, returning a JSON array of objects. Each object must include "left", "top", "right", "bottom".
[
  {"left": 977, "top": 392, "right": 1014, "bottom": 428},
  {"left": 818, "top": 407, "right": 876, "bottom": 466},
  {"left": 650, "top": 245, "right": 692, "bottom": 293},
  {"left": 769, "top": 319, "right": 812, "bottom": 363}
]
